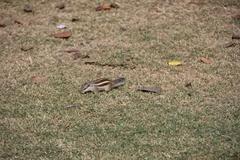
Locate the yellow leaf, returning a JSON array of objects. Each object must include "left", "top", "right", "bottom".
[{"left": 168, "top": 60, "right": 182, "bottom": 66}]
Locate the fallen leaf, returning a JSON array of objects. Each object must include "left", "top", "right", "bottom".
[
  {"left": 31, "top": 75, "right": 47, "bottom": 84},
  {"left": 53, "top": 31, "right": 71, "bottom": 39},
  {"left": 95, "top": 3, "right": 120, "bottom": 11},
  {"left": 96, "top": 4, "right": 111, "bottom": 11},
  {"left": 168, "top": 60, "right": 182, "bottom": 66},
  {"left": 56, "top": 2, "right": 65, "bottom": 9},
  {"left": 199, "top": 57, "right": 213, "bottom": 64},
  {"left": 137, "top": 86, "right": 161, "bottom": 94},
  {"left": 23, "top": 4, "right": 33, "bottom": 12}
]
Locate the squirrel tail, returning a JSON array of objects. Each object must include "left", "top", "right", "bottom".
[{"left": 112, "top": 77, "right": 126, "bottom": 88}]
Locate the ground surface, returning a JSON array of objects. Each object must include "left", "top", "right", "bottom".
[{"left": 0, "top": 0, "right": 240, "bottom": 159}]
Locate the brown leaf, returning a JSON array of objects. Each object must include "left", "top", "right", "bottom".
[
  {"left": 53, "top": 31, "right": 72, "bottom": 39},
  {"left": 199, "top": 57, "right": 213, "bottom": 64},
  {"left": 95, "top": 3, "right": 120, "bottom": 11},
  {"left": 96, "top": 4, "right": 111, "bottom": 11},
  {"left": 31, "top": 76, "right": 47, "bottom": 84}
]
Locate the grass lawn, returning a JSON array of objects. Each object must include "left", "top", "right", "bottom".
[{"left": 0, "top": 0, "right": 240, "bottom": 159}]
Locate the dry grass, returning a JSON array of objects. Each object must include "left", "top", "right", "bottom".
[{"left": 0, "top": 0, "right": 240, "bottom": 159}]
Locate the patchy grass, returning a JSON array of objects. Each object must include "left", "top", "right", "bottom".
[{"left": 0, "top": 0, "right": 240, "bottom": 159}]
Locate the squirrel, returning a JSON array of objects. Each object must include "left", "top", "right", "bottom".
[{"left": 81, "top": 77, "right": 125, "bottom": 94}]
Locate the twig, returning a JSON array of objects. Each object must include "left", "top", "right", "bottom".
[
  {"left": 136, "top": 86, "right": 161, "bottom": 94},
  {"left": 64, "top": 104, "right": 80, "bottom": 109},
  {"left": 84, "top": 61, "right": 135, "bottom": 69}
]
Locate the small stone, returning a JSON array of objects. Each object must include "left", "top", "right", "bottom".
[
  {"left": 110, "top": 3, "right": 120, "bottom": 9},
  {"left": 185, "top": 82, "right": 192, "bottom": 88},
  {"left": 120, "top": 26, "right": 127, "bottom": 31},
  {"left": 23, "top": 4, "right": 33, "bottom": 12},
  {"left": 56, "top": 2, "right": 65, "bottom": 9},
  {"left": 0, "top": 22, "right": 6, "bottom": 27},
  {"left": 71, "top": 16, "right": 79, "bottom": 22}
]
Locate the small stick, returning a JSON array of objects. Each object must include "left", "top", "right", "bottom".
[
  {"left": 137, "top": 86, "right": 161, "bottom": 94},
  {"left": 64, "top": 104, "right": 80, "bottom": 109},
  {"left": 84, "top": 61, "right": 135, "bottom": 69},
  {"left": 61, "top": 49, "right": 80, "bottom": 53}
]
